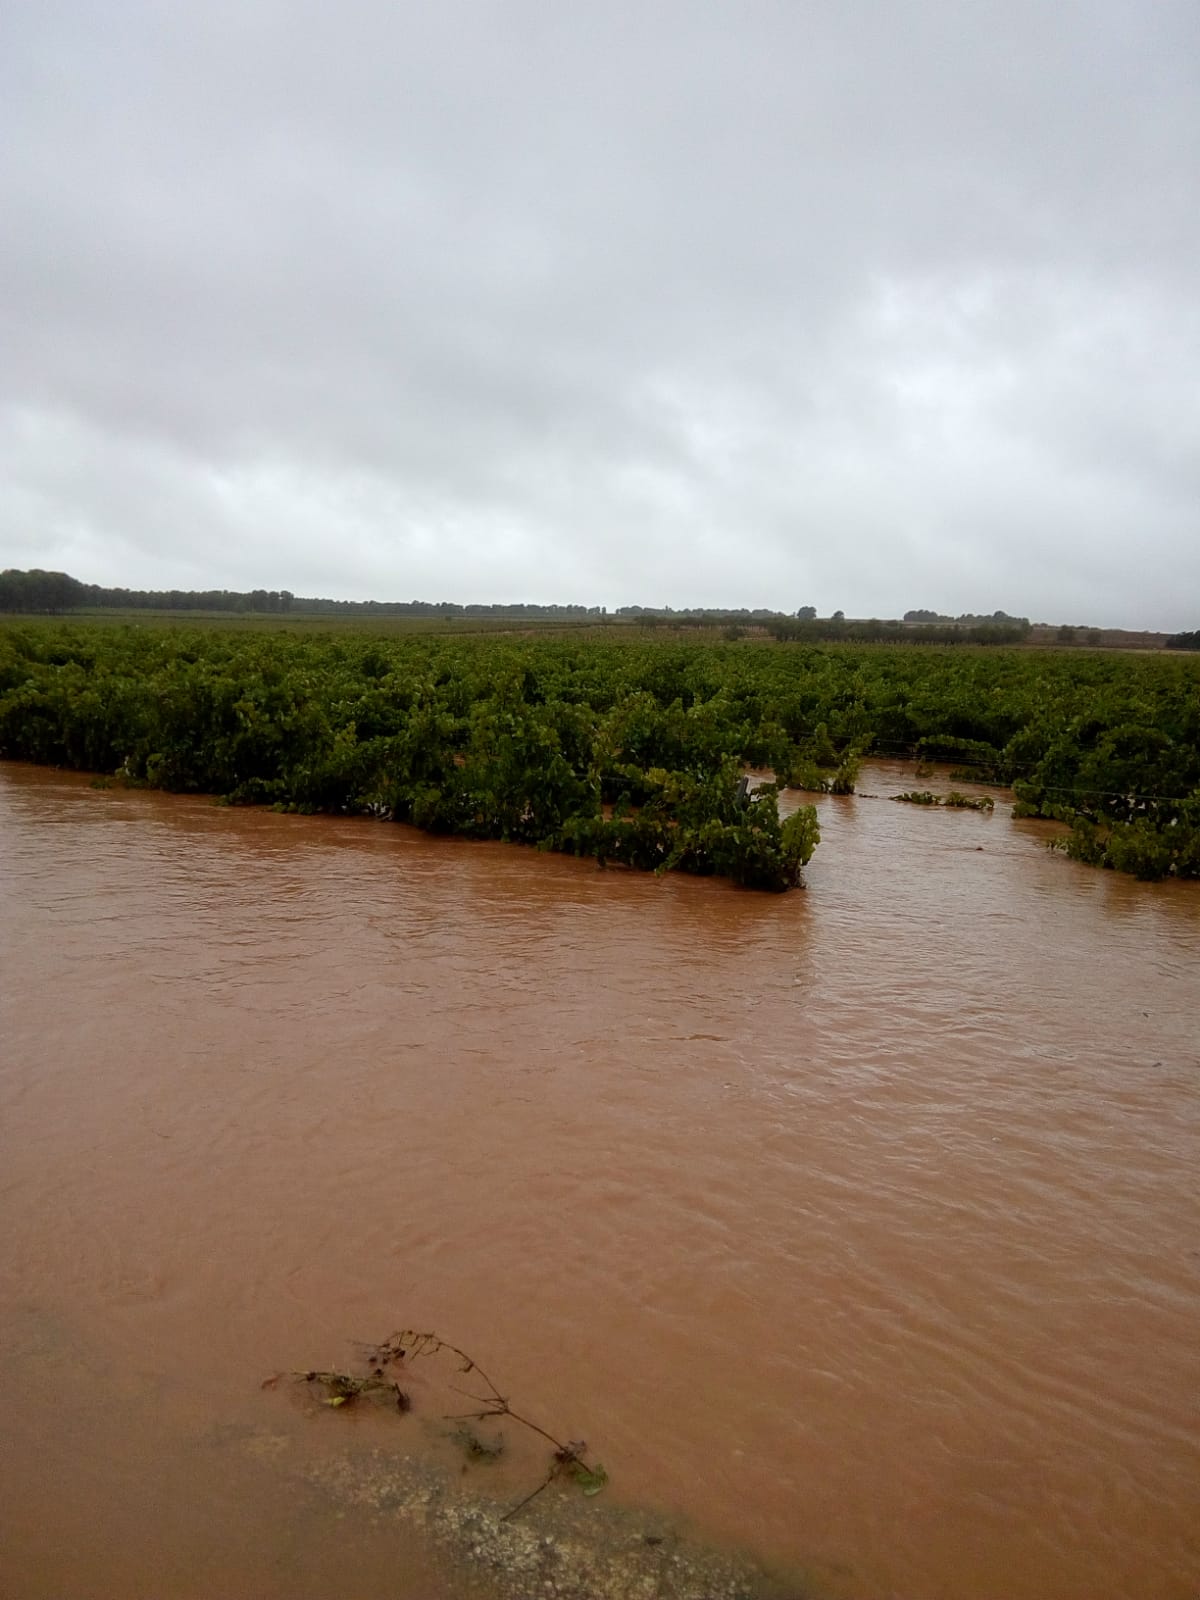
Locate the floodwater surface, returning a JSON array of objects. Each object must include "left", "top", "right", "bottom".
[{"left": 1, "top": 760, "right": 1198, "bottom": 1599}]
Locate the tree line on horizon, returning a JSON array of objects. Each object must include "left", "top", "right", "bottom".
[
  {"left": 0, "top": 569, "right": 609, "bottom": 619},
  {"left": 0, "top": 568, "right": 1028, "bottom": 645},
  {"left": 2, "top": 568, "right": 1194, "bottom": 646},
  {"left": 0, "top": 569, "right": 1022, "bottom": 631}
]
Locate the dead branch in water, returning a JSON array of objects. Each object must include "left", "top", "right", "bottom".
[{"left": 267, "top": 1328, "right": 607, "bottom": 1520}]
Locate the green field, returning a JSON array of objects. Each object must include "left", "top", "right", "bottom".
[{"left": 2, "top": 620, "right": 1198, "bottom": 885}]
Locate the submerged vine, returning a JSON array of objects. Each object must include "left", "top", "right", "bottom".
[{"left": 266, "top": 1329, "right": 608, "bottom": 1522}]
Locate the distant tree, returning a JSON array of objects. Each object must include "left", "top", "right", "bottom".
[
  {"left": 1057, "top": 625, "right": 1077, "bottom": 644},
  {"left": 1165, "top": 630, "right": 1200, "bottom": 650},
  {"left": 0, "top": 568, "right": 85, "bottom": 613},
  {"left": 796, "top": 605, "right": 817, "bottom": 620},
  {"left": 832, "top": 609, "right": 845, "bottom": 622}
]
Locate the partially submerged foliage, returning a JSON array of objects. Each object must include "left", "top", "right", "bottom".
[
  {"left": 2, "top": 623, "right": 1198, "bottom": 879},
  {"left": 453, "top": 1424, "right": 506, "bottom": 1461},
  {"left": 290, "top": 1369, "right": 411, "bottom": 1411},
  {"left": 1048, "top": 814, "right": 1200, "bottom": 880},
  {"left": 892, "top": 790, "right": 995, "bottom": 811},
  {"left": 942, "top": 791, "right": 995, "bottom": 810},
  {"left": 0, "top": 626, "right": 820, "bottom": 891}
]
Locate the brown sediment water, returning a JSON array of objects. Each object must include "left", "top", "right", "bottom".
[{"left": 1, "top": 759, "right": 1197, "bottom": 1600}]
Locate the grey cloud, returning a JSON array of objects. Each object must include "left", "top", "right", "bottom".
[{"left": 2, "top": 1, "right": 1198, "bottom": 623}]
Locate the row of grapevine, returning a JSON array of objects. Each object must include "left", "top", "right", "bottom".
[{"left": 2, "top": 625, "right": 1198, "bottom": 882}]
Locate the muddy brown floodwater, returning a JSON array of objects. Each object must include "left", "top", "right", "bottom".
[{"left": 1, "top": 759, "right": 1198, "bottom": 1600}]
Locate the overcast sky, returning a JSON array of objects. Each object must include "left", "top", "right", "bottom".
[{"left": 2, "top": 2, "right": 1197, "bottom": 624}]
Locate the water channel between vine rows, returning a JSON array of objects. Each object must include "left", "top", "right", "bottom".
[{"left": 1, "top": 759, "right": 1198, "bottom": 1600}]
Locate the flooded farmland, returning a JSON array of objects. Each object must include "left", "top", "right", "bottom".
[{"left": 1, "top": 759, "right": 1197, "bottom": 1599}]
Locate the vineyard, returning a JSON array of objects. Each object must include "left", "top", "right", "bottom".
[{"left": 1, "top": 624, "right": 1198, "bottom": 885}]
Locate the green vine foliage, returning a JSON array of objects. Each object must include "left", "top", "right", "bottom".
[{"left": 2, "top": 624, "right": 1199, "bottom": 881}]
